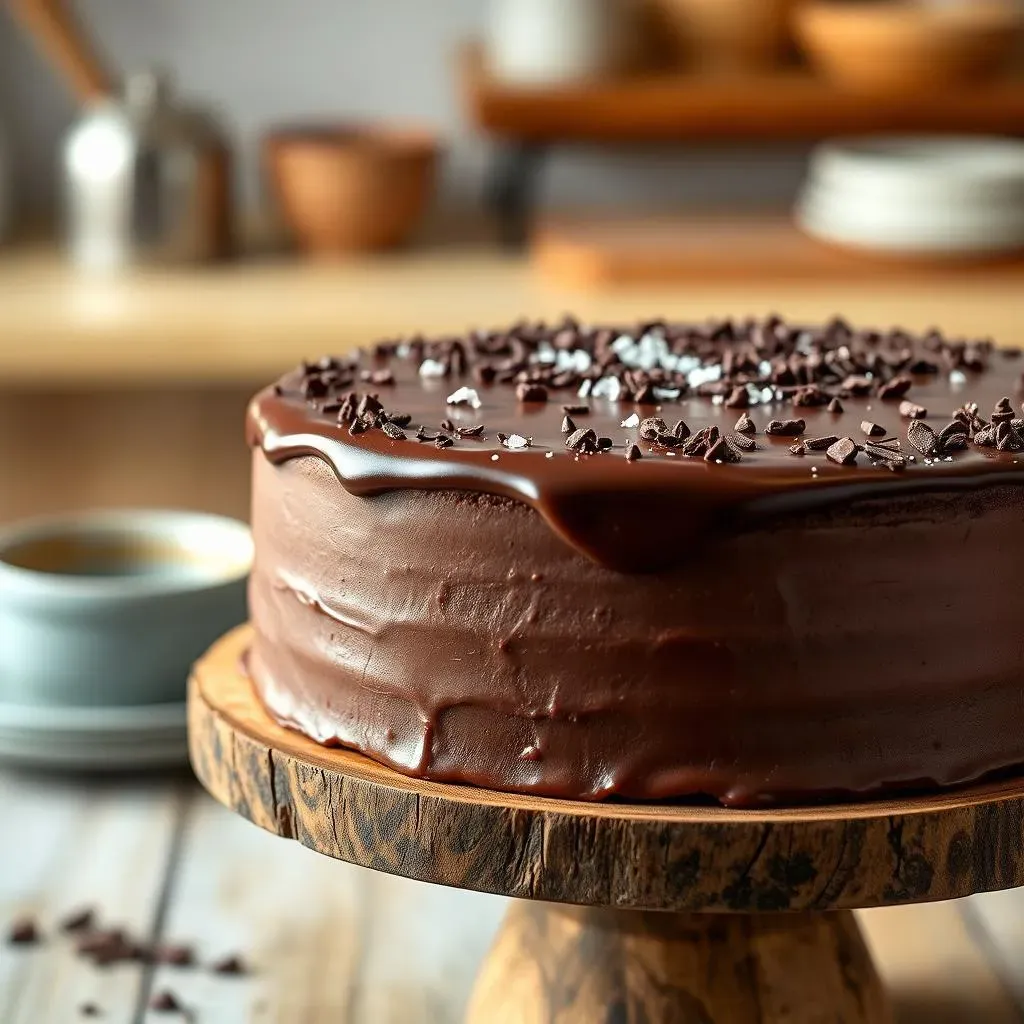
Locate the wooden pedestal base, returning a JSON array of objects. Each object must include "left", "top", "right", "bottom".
[
  {"left": 469, "top": 904, "right": 891, "bottom": 1024},
  {"left": 189, "top": 628, "right": 1024, "bottom": 1024}
]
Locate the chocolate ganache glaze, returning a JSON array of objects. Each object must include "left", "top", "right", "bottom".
[{"left": 247, "top": 315, "right": 1024, "bottom": 806}]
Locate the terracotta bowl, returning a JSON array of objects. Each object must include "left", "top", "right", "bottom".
[
  {"left": 795, "top": 1, "right": 1023, "bottom": 95},
  {"left": 264, "top": 125, "right": 439, "bottom": 254},
  {"left": 651, "top": 0, "right": 801, "bottom": 72}
]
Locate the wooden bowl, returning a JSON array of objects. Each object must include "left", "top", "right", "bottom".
[
  {"left": 795, "top": 1, "right": 1023, "bottom": 95},
  {"left": 651, "top": 0, "right": 800, "bottom": 72},
  {"left": 264, "top": 125, "right": 439, "bottom": 254}
]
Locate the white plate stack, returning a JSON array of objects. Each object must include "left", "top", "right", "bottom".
[
  {"left": 796, "top": 137, "right": 1024, "bottom": 260},
  {"left": 0, "top": 701, "right": 187, "bottom": 771}
]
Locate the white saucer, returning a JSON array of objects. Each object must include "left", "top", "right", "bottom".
[{"left": 0, "top": 699, "right": 187, "bottom": 770}]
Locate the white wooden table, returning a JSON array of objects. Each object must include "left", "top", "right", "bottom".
[{"left": 3, "top": 769, "right": 1024, "bottom": 1023}]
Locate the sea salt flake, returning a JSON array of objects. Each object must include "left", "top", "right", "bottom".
[
  {"left": 949, "top": 370, "right": 967, "bottom": 386},
  {"left": 503, "top": 433, "right": 531, "bottom": 450},
  {"left": 446, "top": 386, "right": 481, "bottom": 409},
  {"left": 419, "top": 358, "right": 447, "bottom": 378},
  {"left": 620, "top": 413, "right": 640, "bottom": 428}
]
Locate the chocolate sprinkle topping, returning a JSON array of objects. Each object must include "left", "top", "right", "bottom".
[
  {"left": 7, "top": 918, "right": 40, "bottom": 946},
  {"left": 899, "top": 401, "right": 928, "bottom": 420},
  {"left": 804, "top": 435, "right": 840, "bottom": 452},
  {"left": 765, "top": 419, "right": 806, "bottom": 437},
  {"left": 907, "top": 420, "right": 937, "bottom": 455},
  {"left": 706, "top": 437, "right": 742, "bottom": 463},
  {"left": 149, "top": 990, "right": 183, "bottom": 1013},
  {"left": 566, "top": 428, "right": 599, "bottom": 454},
  {"left": 727, "top": 432, "right": 757, "bottom": 453},
  {"left": 826, "top": 437, "right": 859, "bottom": 466},
  {"left": 61, "top": 908, "right": 95, "bottom": 934}
]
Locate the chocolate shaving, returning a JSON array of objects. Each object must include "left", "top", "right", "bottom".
[
  {"left": 440, "top": 418, "right": 454, "bottom": 431},
  {"left": 625, "top": 443, "right": 642, "bottom": 461},
  {"left": 705, "top": 437, "right": 741, "bottom": 463},
  {"left": 827, "top": 397, "right": 844, "bottom": 414},
  {"left": 61, "top": 908, "right": 95, "bottom": 934},
  {"left": 860, "top": 421, "right": 885, "bottom": 437},
  {"left": 565, "top": 428, "right": 599, "bottom": 454},
  {"left": 804, "top": 435, "right": 839, "bottom": 452},
  {"left": 516, "top": 383, "right": 548, "bottom": 403},
  {"left": 561, "top": 415, "right": 576, "bottom": 434},
  {"left": 789, "top": 443, "right": 806, "bottom": 456},
  {"left": 765, "top": 419, "right": 806, "bottom": 437},
  {"left": 907, "top": 420, "right": 937, "bottom": 455},
  {"left": 899, "top": 401, "right": 928, "bottom": 419},
  {"left": 211, "top": 953, "right": 248, "bottom": 976},
  {"left": 348, "top": 418, "right": 367, "bottom": 436},
  {"left": 155, "top": 944, "right": 195, "bottom": 967},
  {"left": 639, "top": 417, "right": 668, "bottom": 441},
  {"left": 680, "top": 425, "right": 720, "bottom": 458},
  {"left": 149, "top": 990, "right": 183, "bottom": 1013},
  {"left": 935, "top": 422, "right": 968, "bottom": 455},
  {"left": 723, "top": 386, "right": 750, "bottom": 409},
  {"left": 727, "top": 432, "right": 757, "bottom": 452},
  {"left": 992, "top": 396, "right": 1015, "bottom": 423},
  {"left": 996, "top": 421, "right": 1024, "bottom": 452},
  {"left": 974, "top": 425, "right": 997, "bottom": 448},
  {"left": 734, "top": 413, "right": 756, "bottom": 434},
  {"left": 435, "top": 434, "right": 454, "bottom": 449},
  {"left": 7, "top": 918, "right": 40, "bottom": 946},
  {"left": 456, "top": 424, "right": 485, "bottom": 437},
  {"left": 826, "top": 437, "right": 859, "bottom": 466},
  {"left": 671, "top": 419, "right": 691, "bottom": 440},
  {"left": 562, "top": 405, "right": 590, "bottom": 415},
  {"left": 385, "top": 412, "right": 412, "bottom": 428},
  {"left": 878, "top": 376, "right": 912, "bottom": 400},
  {"left": 865, "top": 443, "right": 907, "bottom": 470},
  {"left": 381, "top": 421, "right": 407, "bottom": 441}
]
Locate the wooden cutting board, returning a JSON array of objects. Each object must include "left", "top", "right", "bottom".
[{"left": 532, "top": 214, "right": 1024, "bottom": 288}]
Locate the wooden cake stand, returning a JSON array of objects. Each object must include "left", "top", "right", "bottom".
[{"left": 189, "top": 627, "right": 1024, "bottom": 1023}]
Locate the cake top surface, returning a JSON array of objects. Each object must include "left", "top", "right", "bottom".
[{"left": 249, "top": 315, "right": 1024, "bottom": 570}]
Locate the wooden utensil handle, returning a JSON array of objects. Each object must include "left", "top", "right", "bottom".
[{"left": 11, "top": 0, "right": 112, "bottom": 104}]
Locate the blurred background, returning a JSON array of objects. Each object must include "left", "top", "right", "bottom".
[{"left": 3, "top": 1, "right": 1024, "bottom": 1020}]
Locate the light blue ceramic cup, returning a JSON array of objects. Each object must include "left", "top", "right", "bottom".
[{"left": 0, "top": 510, "right": 252, "bottom": 708}]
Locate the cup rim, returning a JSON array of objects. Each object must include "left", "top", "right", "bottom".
[{"left": 0, "top": 509, "right": 253, "bottom": 598}]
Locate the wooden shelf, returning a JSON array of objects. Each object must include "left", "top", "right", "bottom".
[
  {"left": 462, "top": 48, "right": 1024, "bottom": 143},
  {"left": 2, "top": 245, "right": 1024, "bottom": 387}
]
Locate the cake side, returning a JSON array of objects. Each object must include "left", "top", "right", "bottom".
[{"left": 249, "top": 451, "right": 1024, "bottom": 806}]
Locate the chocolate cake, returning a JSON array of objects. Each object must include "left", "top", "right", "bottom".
[{"left": 246, "top": 316, "right": 1024, "bottom": 807}]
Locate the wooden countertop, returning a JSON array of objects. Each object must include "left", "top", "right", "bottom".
[
  {"left": 3, "top": 770, "right": 1024, "bottom": 1022},
  {"left": 2, "top": 247, "right": 1024, "bottom": 387}
]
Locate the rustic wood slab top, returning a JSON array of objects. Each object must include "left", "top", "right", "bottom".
[{"left": 3, "top": 769, "right": 1024, "bottom": 1021}]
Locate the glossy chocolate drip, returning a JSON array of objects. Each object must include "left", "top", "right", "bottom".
[
  {"left": 248, "top": 319, "right": 1024, "bottom": 571},
  {"left": 246, "top": 317, "right": 1024, "bottom": 805}
]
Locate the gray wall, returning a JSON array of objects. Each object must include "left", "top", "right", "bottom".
[{"left": 0, "top": 0, "right": 808, "bottom": 225}]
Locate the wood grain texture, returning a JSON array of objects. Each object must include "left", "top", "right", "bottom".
[
  {"left": 4, "top": 247, "right": 1024, "bottom": 386},
  {"left": 0, "top": 773, "right": 187, "bottom": 1024},
  {"left": 468, "top": 904, "right": 891, "bottom": 1024},
  {"left": 148, "top": 793, "right": 505, "bottom": 1023},
  {"left": 190, "top": 626, "right": 1024, "bottom": 913},
  {"left": 461, "top": 46, "right": 1024, "bottom": 142}
]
